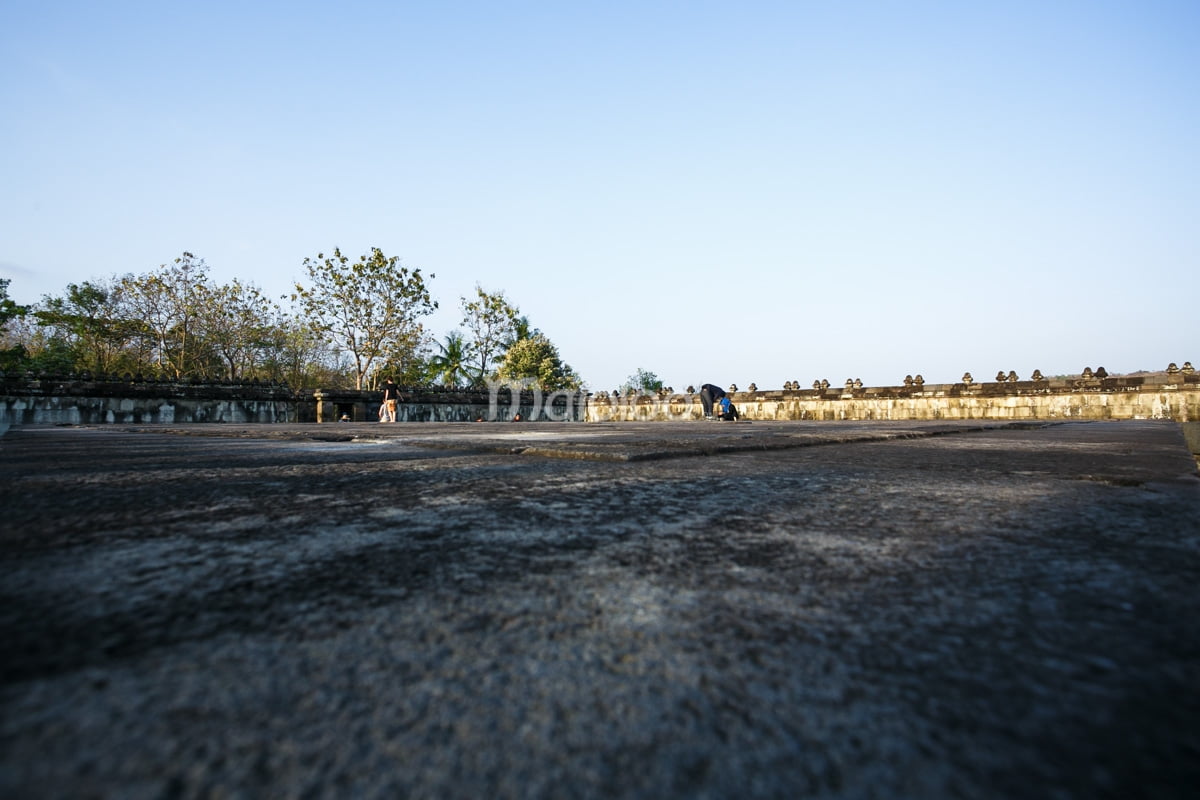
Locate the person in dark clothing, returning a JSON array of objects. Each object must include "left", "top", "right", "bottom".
[
  {"left": 699, "top": 383, "right": 726, "bottom": 419},
  {"left": 381, "top": 379, "right": 401, "bottom": 422}
]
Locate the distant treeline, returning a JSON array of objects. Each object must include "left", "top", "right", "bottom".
[{"left": 0, "top": 249, "right": 581, "bottom": 392}]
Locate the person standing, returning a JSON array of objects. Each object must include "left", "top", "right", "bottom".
[
  {"left": 698, "top": 383, "right": 726, "bottom": 419},
  {"left": 382, "top": 378, "right": 401, "bottom": 422}
]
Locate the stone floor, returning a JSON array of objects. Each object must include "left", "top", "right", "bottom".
[{"left": 2, "top": 420, "right": 1198, "bottom": 799}]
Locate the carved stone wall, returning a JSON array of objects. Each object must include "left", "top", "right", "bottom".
[
  {"left": 0, "top": 375, "right": 588, "bottom": 425},
  {"left": 313, "top": 387, "right": 586, "bottom": 423},
  {"left": 587, "top": 368, "right": 1200, "bottom": 423},
  {"left": 0, "top": 375, "right": 304, "bottom": 425},
  {"left": 4, "top": 367, "right": 1196, "bottom": 426}
]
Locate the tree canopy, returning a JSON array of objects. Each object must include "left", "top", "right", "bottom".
[
  {"left": 120, "top": 252, "right": 210, "bottom": 379},
  {"left": 460, "top": 285, "right": 519, "bottom": 384},
  {"left": 0, "top": 278, "right": 26, "bottom": 328},
  {"left": 14, "top": 255, "right": 326, "bottom": 384},
  {"left": 622, "top": 368, "right": 663, "bottom": 394},
  {"left": 0, "top": 278, "right": 30, "bottom": 371},
  {"left": 33, "top": 279, "right": 139, "bottom": 375},
  {"left": 428, "top": 331, "right": 473, "bottom": 388},
  {"left": 293, "top": 247, "right": 437, "bottom": 390},
  {"left": 496, "top": 333, "right": 581, "bottom": 391},
  {"left": 4, "top": 247, "right": 586, "bottom": 392}
]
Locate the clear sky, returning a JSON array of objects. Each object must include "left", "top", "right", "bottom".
[{"left": 2, "top": 1, "right": 1197, "bottom": 391}]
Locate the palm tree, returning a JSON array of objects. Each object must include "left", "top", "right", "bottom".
[
  {"left": 428, "top": 331, "right": 474, "bottom": 388},
  {"left": 507, "top": 315, "right": 536, "bottom": 346}
]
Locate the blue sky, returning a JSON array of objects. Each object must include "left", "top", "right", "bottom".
[{"left": 3, "top": 1, "right": 1196, "bottom": 391}]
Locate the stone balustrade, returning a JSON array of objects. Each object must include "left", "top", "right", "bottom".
[
  {"left": 2, "top": 363, "right": 1197, "bottom": 425},
  {"left": 0, "top": 373, "right": 588, "bottom": 425},
  {"left": 0, "top": 373, "right": 303, "bottom": 425},
  {"left": 586, "top": 363, "right": 1199, "bottom": 423}
]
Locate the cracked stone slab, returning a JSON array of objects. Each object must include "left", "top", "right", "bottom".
[
  {"left": 96, "top": 419, "right": 1048, "bottom": 462},
  {"left": 1, "top": 420, "right": 1198, "bottom": 799}
]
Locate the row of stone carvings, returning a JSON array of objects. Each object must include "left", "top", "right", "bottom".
[
  {"left": 8, "top": 360, "right": 1195, "bottom": 398},
  {"left": 783, "top": 362, "right": 1197, "bottom": 394},
  {"left": 603, "top": 362, "right": 1196, "bottom": 398}
]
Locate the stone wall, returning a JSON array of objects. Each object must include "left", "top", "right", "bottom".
[
  {"left": 587, "top": 367, "right": 1200, "bottom": 423},
  {"left": 4, "top": 365, "right": 1196, "bottom": 426},
  {"left": 313, "top": 387, "right": 587, "bottom": 423},
  {"left": 0, "top": 375, "right": 303, "bottom": 425},
  {"left": 0, "top": 375, "right": 588, "bottom": 425}
]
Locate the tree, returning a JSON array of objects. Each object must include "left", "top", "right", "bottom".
[
  {"left": 496, "top": 332, "right": 581, "bottom": 391},
  {"left": 372, "top": 324, "right": 434, "bottom": 388},
  {"left": 33, "top": 279, "right": 142, "bottom": 375},
  {"left": 0, "top": 278, "right": 26, "bottom": 329},
  {"left": 259, "top": 313, "right": 351, "bottom": 389},
  {"left": 622, "top": 368, "right": 663, "bottom": 395},
  {"left": 460, "top": 286, "right": 519, "bottom": 382},
  {"left": 196, "top": 279, "right": 281, "bottom": 381},
  {"left": 428, "top": 330, "right": 474, "bottom": 387},
  {"left": 508, "top": 314, "right": 536, "bottom": 347},
  {"left": 0, "top": 278, "right": 30, "bottom": 371},
  {"left": 120, "top": 253, "right": 211, "bottom": 378},
  {"left": 293, "top": 247, "right": 437, "bottom": 390}
]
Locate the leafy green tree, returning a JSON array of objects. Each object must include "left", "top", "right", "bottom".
[
  {"left": 293, "top": 247, "right": 437, "bottom": 389},
  {"left": 259, "top": 314, "right": 351, "bottom": 389},
  {"left": 461, "top": 286, "right": 519, "bottom": 382},
  {"left": 33, "top": 279, "right": 143, "bottom": 375},
  {"left": 372, "top": 324, "right": 434, "bottom": 388},
  {"left": 0, "top": 279, "right": 26, "bottom": 328},
  {"left": 196, "top": 279, "right": 282, "bottom": 381},
  {"left": 428, "top": 330, "right": 474, "bottom": 387},
  {"left": 0, "top": 278, "right": 30, "bottom": 371},
  {"left": 508, "top": 314, "right": 536, "bottom": 347},
  {"left": 12, "top": 326, "right": 75, "bottom": 374},
  {"left": 120, "top": 253, "right": 211, "bottom": 378},
  {"left": 496, "top": 332, "right": 581, "bottom": 391},
  {"left": 622, "top": 368, "right": 663, "bottom": 395}
]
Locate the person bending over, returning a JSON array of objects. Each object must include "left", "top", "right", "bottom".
[{"left": 699, "top": 383, "right": 726, "bottom": 419}]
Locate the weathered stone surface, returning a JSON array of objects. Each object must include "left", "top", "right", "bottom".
[
  {"left": 2, "top": 421, "right": 1199, "bottom": 798},
  {"left": 1183, "top": 422, "right": 1200, "bottom": 458}
]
